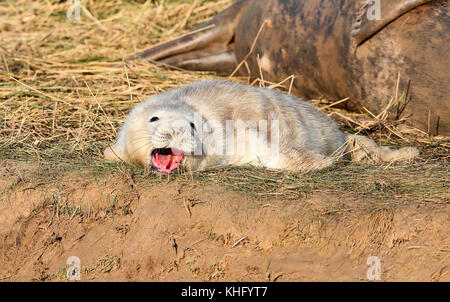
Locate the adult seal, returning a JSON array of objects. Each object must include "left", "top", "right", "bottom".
[{"left": 129, "top": 0, "right": 450, "bottom": 136}]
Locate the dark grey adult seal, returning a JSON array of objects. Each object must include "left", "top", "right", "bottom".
[{"left": 129, "top": 0, "right": 450, "bottom": 135}]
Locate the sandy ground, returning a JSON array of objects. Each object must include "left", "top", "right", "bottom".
[{"left": 0, "top": 160, "right": 448, "bottom": 282}]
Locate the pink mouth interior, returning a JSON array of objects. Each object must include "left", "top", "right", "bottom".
[{"left": 151, "top": 148, "right": 184, "bottom": 173}]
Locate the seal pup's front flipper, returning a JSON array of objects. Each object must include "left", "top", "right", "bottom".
[
  {"left": 127, "top": 0, "right": 252, "bottom": 73},
  {"left": 351, "top": 0, "right": 433, "bottom": 45}
]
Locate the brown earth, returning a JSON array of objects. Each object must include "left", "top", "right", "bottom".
[{"left": 0, "top": 159, "right": 448, "bottom": 282}]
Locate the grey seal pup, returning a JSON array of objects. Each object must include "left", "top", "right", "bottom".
[{"left": 104, "top": 80, "right": 419, "bottom": 173}]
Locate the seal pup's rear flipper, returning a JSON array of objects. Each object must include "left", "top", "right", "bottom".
[
  {"left": 351, "top": 0, "right": 433, "bottom": 45},
  {"left": 127, "top": 0, "right": 251, "bottom": 73},
  {"left": 346, "top": 134, "right": 419, "bottom": 163}
]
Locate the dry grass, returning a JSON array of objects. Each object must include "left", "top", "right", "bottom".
[
  {"left": 0, "top": 0, "right": 234, "bottom": 159},
  {"left": 0, "top": 0, "right": 448, "bottom": 205}
]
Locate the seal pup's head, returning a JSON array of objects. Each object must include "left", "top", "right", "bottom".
[{"left": 104, "top": 93, "right": 203, "bottom": 173}]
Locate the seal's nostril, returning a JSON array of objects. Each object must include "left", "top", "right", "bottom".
[{"left": 149, "top": 116, "right": 159, "bottom": 122}]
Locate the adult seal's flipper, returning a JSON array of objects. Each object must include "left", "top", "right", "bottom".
[
  {"left": 351, "top": 0, "right": 433, "bottom": 45},
  {"left": 128, "top": 0, "right": 251, "bottom": 73}
]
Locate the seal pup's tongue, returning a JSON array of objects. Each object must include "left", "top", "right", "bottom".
[{"left": 151, "top": 148, "right": 184, "bottom": 173}]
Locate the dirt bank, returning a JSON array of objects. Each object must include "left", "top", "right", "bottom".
[{"left": 0, "top": 160, "right": 448, "bottom": 281}]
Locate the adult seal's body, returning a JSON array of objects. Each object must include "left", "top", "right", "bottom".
[
  {"left": 130, "top": 0, "right": 450, "bottom": 136},
  {"left": 104, "top": 80, "right": 418, "bottom": 173}
]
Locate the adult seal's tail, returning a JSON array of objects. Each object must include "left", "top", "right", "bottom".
[{"left": 129, "top": 0, "right": 450, "bottom": 136}]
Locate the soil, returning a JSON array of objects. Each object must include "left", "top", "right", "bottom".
[{"left": 0, "top": 160, "right": 448, "bottom": 282}]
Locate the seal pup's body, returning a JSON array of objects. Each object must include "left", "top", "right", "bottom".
[{"left": 104, "top": 80, "right": 418, "bottom": 172}]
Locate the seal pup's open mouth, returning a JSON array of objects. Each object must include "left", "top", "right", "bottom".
[{"left": 151, "top": 148, "right": 184, "bottom": 173}]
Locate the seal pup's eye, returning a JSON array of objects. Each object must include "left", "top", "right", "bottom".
[
  {"left": 190, "top": 122, "right": 196, "bottom": 131},
  {"left": 149, "top": 117, "right": 159, "bottom": 122}
]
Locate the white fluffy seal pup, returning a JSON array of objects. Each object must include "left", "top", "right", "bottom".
[{"left": 104, "top": 80, "right": 419, "bottom": 173}]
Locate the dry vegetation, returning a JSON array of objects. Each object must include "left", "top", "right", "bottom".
[
  {"left": 0, "top": 0, "right": 234, "bottom": 160},
  {"left": 0, "top": 0, "right": 449, "bottom": 281},
  {"left": 0, "top": 0, "right": 448, "bottom": 200}
]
